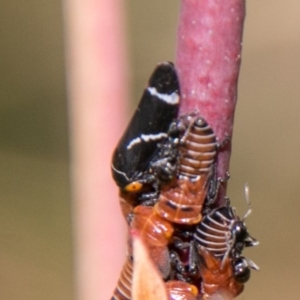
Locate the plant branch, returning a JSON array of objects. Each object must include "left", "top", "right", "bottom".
[{"left": 176, "top": 0, "right": 246, "bottom": 205}]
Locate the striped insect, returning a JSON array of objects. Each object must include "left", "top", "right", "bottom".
[
  {"left": 194, "top": 184, "right": 259, "bottom": 287},
  {"left": 111, "top": 257, "right": 133, "bottom": 300},
  {"left": 111, "top": 62, "right": 180, "bottom": 207},
  {"left": 111, "top": 205, "right": 199, "bottom": 300},
  {"left": 112, "top": 265, "right": 199, "bottom": 300},
  {"left": 177, "top": 115, "right": 218, "bottom": 181},
  {"left": 112, "top": 206, "right": 173, "bottom": 300},
  {"left": 154, "top": 114, "right": 220, "bottom": 225}
]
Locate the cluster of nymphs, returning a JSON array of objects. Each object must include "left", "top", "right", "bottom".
[{"left": 110, "top": 62, "right": 259, "bottom": 300}]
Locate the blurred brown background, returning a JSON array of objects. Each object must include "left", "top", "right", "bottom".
[{"left": 0, "top": 1, "right": 299, "bottom": 299}]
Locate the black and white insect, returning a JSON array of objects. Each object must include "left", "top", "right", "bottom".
[
  {"left": 111, "top": 62, "right": 180, "bottom": 202},
  {"left": 194, "top": 184, "right": 259, "bottom": 283}
]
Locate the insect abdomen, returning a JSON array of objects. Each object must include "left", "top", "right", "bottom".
[
  {"left": 111, "top": 257, "right": 133, "bottom": 300},
  {"left": 179, "top": 117, "right": 217, "bottom": 179},
  {"left": 154, "top": 116, "right": 217, "bottom": 225},
  {"left": 194, "top": 208, "right": 232, "bottom": 258},
  {"left": 155, "top": 176, "right": 208, "bottom": 225}
]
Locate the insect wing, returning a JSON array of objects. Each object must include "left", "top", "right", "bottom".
[{"left": 112, "top": 62, "right": 180, "bottom": 188}]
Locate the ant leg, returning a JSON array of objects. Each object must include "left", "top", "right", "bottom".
[
  {"left": 135, "top": 174, "right": 160, "bottom": 206},
  {"left": 217, "top": 133, "right": 231, "bottom": 149},
  {"left": 206, "top": 164, "right": 230, "bottom": 206}
]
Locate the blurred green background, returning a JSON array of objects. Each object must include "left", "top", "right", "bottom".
[{"left": 1, "top": 1, "right": 300, "bottom": 299}]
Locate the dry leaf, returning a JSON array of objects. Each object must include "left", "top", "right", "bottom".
[{"left": 131, "top": 230, "right": 168, "bottom": 300}]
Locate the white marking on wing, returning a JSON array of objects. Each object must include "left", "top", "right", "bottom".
[
  {"left": 140, "top": 133, "right": 168, "bottom": 142},
  {"left": 111, "top": 164, "right": 131, "bottom": 181},
  {"left": 127, "top": 137, "right": 142, "bottom": 150},
  {"left": 127, "top": 133, "right": 167, "bottom": 150},
  {"left": 147, "top": 87, "right": 179, "bottom": 105}
]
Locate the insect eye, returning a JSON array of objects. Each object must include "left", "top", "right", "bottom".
[
  {"left": 189, "top": 284, "right": 199, "bottom": 296},
  {"left": 124, "top": 181, "right": 143, "bottom": 192}
]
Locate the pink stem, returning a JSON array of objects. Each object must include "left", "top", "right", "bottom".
[
  {"left": 64, "top": 1, "right": 128, "bottom": 299},
  {"left": 176, "top": 0, "right": 246, "bottom": 204}
]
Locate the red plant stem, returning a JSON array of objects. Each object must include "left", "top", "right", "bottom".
[
  {"left": 176, "top": 0, "right": 246, "bottom": 204},
  {"left": 64, "top": 0, "right": 128, "bottom": 299}
]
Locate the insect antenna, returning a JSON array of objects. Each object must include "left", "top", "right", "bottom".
[
  {"left": 242, "top": 183, "right": 259, "bottom": 247},
  {"left": 220, "top": 230, "right": 235, "bottom": 270},
  {"left": 242, "top": 183, "right": 252, "bottom": 221},
  {"left": 244, "top": 257, "right": 260, "bottom": 271}
]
